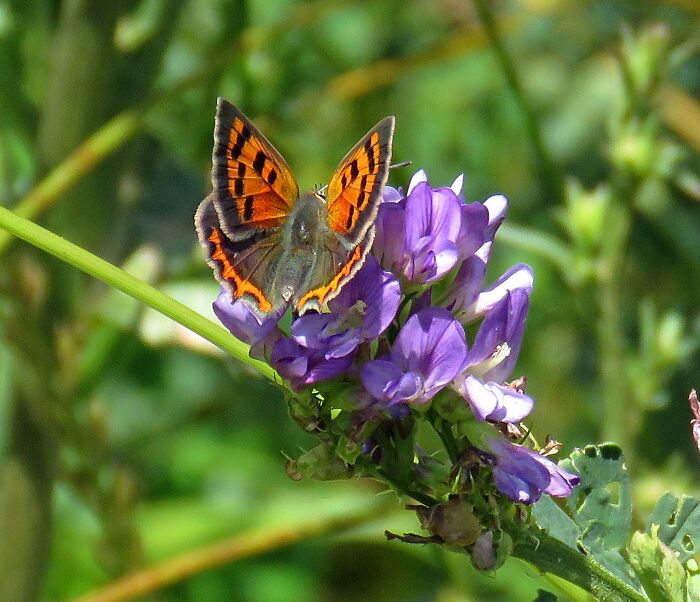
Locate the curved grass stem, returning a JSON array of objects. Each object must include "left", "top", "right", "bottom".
[{"left": 0, "top": 206, "right": 277, "bottom": 383}]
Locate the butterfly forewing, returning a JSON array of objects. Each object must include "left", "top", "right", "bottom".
[
  {"left": 195, "top": 195, "right": 283, "bottom": 314},
  {"left": 325, "top": 116, "right": 395, "bottom": 246},
  {"left": 212, "top": 98, "right": 299, "bottom": 239}
]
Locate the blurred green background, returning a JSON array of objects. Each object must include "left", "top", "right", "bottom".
[{"left": 0, "top": 0, "right": 699, "bottom": 600}]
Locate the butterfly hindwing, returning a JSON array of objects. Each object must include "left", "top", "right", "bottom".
[
  {"left": 212, "top": 98, "right": 299, "bottom": 240},
  {"left": 195, "top": 195, "right": 285, "bottom": 315},
  {"left": 296, "top": 226, "right": 375, "bottom": 313},
  {"left": 325, "top": 116, "right": 395, "bottom": 247}
]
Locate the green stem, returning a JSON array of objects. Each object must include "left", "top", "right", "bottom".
[
  {"left": 0, "top": 206, "right": 278, "bottom": 383},
  {"left": 512, "top": 531, "right": 648, "bottom": 602},
  {"left": 3, "top": 111, "right": 142, "bottom": 240},
  {"left": 427, "top": 409, "right": 459, "bottom": 464},
  {"left": 472, "top": 0, "right": 563, "bottom": 204},
  {"left": 596, "top": 193, "right": 631, "bottom": 450}
]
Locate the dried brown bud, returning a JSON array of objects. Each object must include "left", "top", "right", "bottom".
[{"left": 413, "top": 497, "right": 481, "bottom": 546}]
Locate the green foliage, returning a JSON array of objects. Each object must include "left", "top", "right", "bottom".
[
  {"left": 627, "top": 526, "right": 686, "bottom": 602},
  {"left": 562, "top": 444, "right": 632, "bottom": 551},
  {"left": 534, "top": 444, "right": 640, "bottom": 589},
  {"left": 647, "top": 493, "right": 700, "bottom": 563}
]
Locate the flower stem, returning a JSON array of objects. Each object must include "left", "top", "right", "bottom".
[
  {"left": 0, "top": 207, "right": 278, "bottom": 382},
  {"left": 512, "top": 531, "right": 648, "bottom": 602},
  {"left": 472, "top": 0, "right": 563, "bottom": 204},
  {"left": 428, "top": 409, "right": 459, "bottom": 464},
  {"left": 596, "top": 199, "right": 631, "bottom": 451}
]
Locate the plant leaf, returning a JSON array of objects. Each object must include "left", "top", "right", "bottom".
[
  {"left": 561, "top": 443, "right": 631, "bottom": 549},
  {"left": 560, "top": 443, "right": 640, "bottom": 588},
  {"left": 627, "top": 526, "right": 686, "bottom": 602},
  {"left": 532, "top": 495, "right": 581, "bottom": 549},
  {"left": 646, "top": 492, "right": 700, "bottom": 563}
]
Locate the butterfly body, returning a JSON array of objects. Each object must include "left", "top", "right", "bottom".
[{"left": 196, "top": 99, "right": 394, "bottom": 318}]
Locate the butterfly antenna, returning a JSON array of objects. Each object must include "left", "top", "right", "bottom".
[
  {"left": 390, "top": 160, "right": 412, "bottom": 170},
  {"left": 316, "top": 183, "right": 329, "bottom": 197}
]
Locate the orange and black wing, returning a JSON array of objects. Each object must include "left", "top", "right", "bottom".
[
  {"left": 295, "top": 228, "right": 375, "bottom": 314},
  {"left": 211, "top": 98, "right": 299, "bottom": 240},
  {"left": 195, "top": 195, "right": 284, "bottom": 315},
  {"left": 325, "top": 116, "right": 394, "bottom": 246}
]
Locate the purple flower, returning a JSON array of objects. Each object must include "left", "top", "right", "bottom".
[
  {"left": 454, "top": 374, "right": 533, "bottom": 423},
  {"left": 270, "top": 336, "right": 354, "bottom": 392},
  {"left": 446, "top": 263, "right": 533, "bottom": 324},
  {"left": 213, "top": 289, "right": 282, "bottom": 360},
  {"left": 464, "top": 287, "right": 531, "bottom": 383},
  {"left": 457, "top": 201, "right": 489, "bottom": 260},
  {"left": 690, "top": 389, "right": 700, "bottom": 452},
  {"left": 361, "top": 308, "right": 468, "bottom": 405},
  {"left": 374, "top": 171, "right": 464, "bottom": 285},
  {"left": 485, "top": 436, "right": 580, "bottom": 504},
  {"left": 454, "top": 287, "right": 533, "bottom": 422},
  {"left": 476, "top": 194, "right": 508, "bottom": 264},
  {"left": 291, "top": 256, "right": 400, "bottom": 359}
]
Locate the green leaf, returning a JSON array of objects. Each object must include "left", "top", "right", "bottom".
[
  {"left": 560, "top": 444, "right": 640, "bottom": 588},
  {"left": 286, "top": 443, "right": 354, "bottom": 482},
  {"left": 627, "top": 526, "right": 686, "bottom": 602},
  {"left": 688, "top": 573, "right": 700, "bottom": 602},
  {"left": 646, "top": 492, "right": 700, "bottom": 563},
  {"left": 532, "top": 495, "right": 581, "bottom": 549},
  {"left": 561, "top": 443, "right": 631, "bottom": 549},
  {"left": 531, "top": 590, "right": 558, "bottom": 602}
]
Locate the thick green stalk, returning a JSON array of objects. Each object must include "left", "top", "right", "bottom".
[
  {"left": 596, "top": 200, "right": 631, "bottom": 452},
  {"left": 0, "top": 206, "right": 278, "bottom": 383},
  {"left": 512, "top": 532, "right": 648, "bottom": 602},
  {"left": 0, "top": 394, "right": 54, "bottom": 602}
]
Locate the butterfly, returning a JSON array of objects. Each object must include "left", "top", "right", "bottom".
[{"left": 195, "top": 98, "right": 395, "bottom": 318}]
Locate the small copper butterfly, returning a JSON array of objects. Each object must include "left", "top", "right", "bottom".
[{"left": 195, "top": 98, "right": 395, "bottom": 317}]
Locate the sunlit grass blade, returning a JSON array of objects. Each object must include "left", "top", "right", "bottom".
[{"left": 0, "top": 206, "right": 277, "bottom": 382}]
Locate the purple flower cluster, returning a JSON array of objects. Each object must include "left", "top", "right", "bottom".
[{"left": 213, "top": 170, "right": 578, "bottom": 504}]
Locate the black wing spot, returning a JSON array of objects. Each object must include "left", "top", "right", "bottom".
[
  {"left": 243, "top": 196, "right": 254, "bottom": 221},
  {"left": 345, "top": 205, "right": 355, "bottom": 230},
  {"left": 357, "top": 175, "right": 368, "bottom": 207},
  {"left": 230, "top": 124, "right": 251, "bottom": 160},
  {"left": 234, "top": 178, "right": 244, "bottom": 196},
  {"left": 349, "top": 160, "right": 359, "bottom": 181},
  {"left": 268, "top": 167, "right": 277, "bottom": 186},
  {"left": 365, "top": 138, "right": 375, "bottom": 173},
  {"left": 253, "top": 151, "right": 267, "bottom": 175}
]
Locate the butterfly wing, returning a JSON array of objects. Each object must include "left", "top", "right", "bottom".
[
  {"left": 325, "top": 116, "right": 395, "bottom": 247},
  {"left": 211, "top": 98, "right": 299, "bottom": 241},
  {"left": 195, "top": 195, "right": 285, "bottom": 315},
  {"left": 295, "top": 226, "right": 375, "bottom": 314}
]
